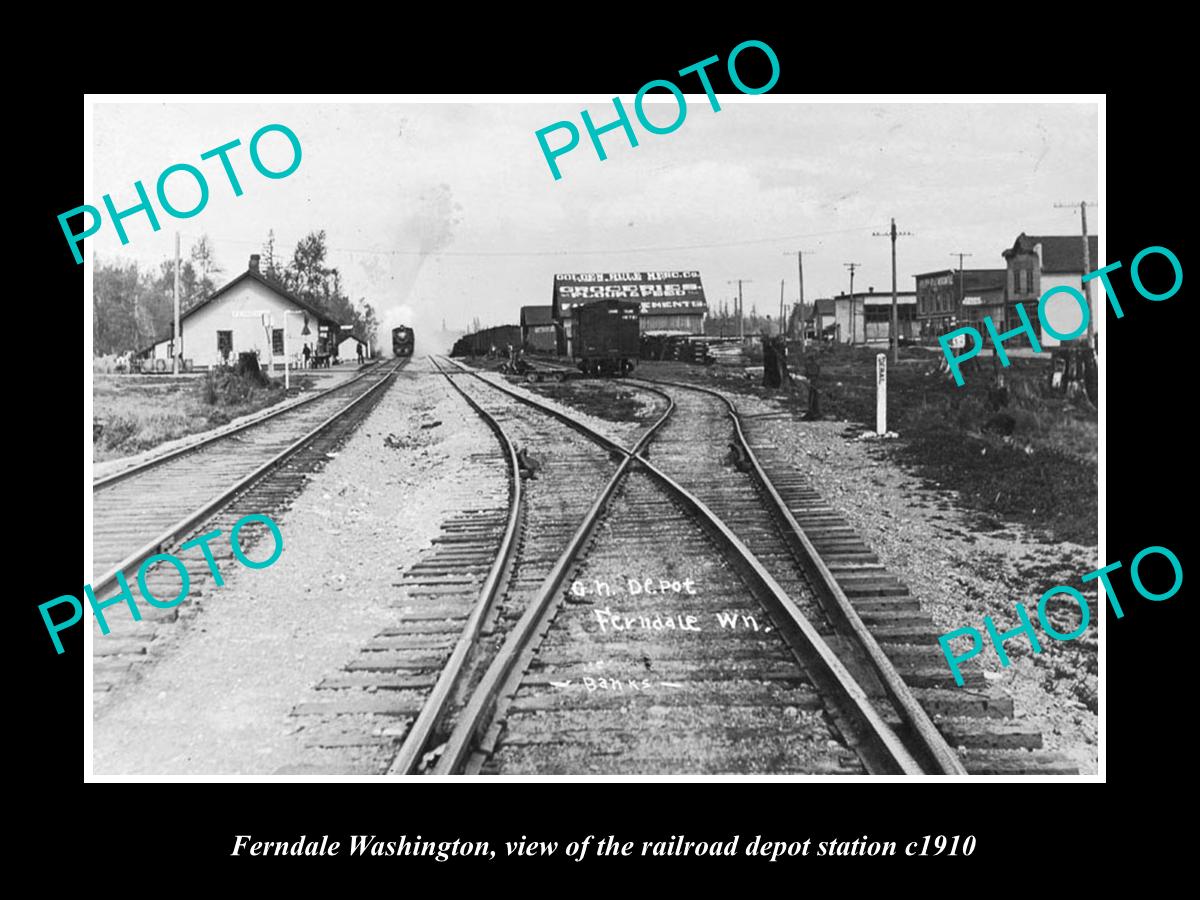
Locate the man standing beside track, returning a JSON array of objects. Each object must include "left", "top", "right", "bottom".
[{"left": 804, "top": 352, "right": 821, "bottom": 420}]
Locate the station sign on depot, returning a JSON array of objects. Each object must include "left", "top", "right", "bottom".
[{"left": 535, "top": 40, "right": 781, "bottom": 180}]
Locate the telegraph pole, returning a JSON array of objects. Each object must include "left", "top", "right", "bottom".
[
  {"left": 950, "top": 251, "right": 973, "bottom": 329},
  {"left": 873, "top": 218, "right": 914, "bottom": 363},
  {"left": 1055, "top": 201, "right": 1097, "bottom": 347},
  {"left": 727, "top": 280, "right": 752, "bottom": 340},
  {"left": 782, "top": 249, "right": 815, "bottom": 348},
  {"left": 950, "top": 251, "right": 973, "bottom": 303},
  {"left": 131, "top": 279, "right": 139, "bottom": 356},
  {"left": 173, "top": 232, "right": 181, "bottom": 374},
  {"left": 843, "top": 263, "right": 861, "bottom": 346},
  {"left": 778, "top": 280, "right": 785, "bottom": 336}
]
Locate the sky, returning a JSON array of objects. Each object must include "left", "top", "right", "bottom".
[{"left": 90, "top": 99, "right": 1098, "bottom": 351}]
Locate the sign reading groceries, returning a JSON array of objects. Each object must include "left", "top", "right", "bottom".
[{"left": 554, "top": 271, "right": 708, "bottom": 314}]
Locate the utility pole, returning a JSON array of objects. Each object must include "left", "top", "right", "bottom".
[
  {"left": 779, "top": 279, "right": 785, "bottom": 336},
  {"left": 131, "top": 278, "right": 139, "bottom": 357},
  {"left": 782, "top": 249, "right": 816, "bottom": 349},
  {"left": 173, "top": 232, "right": 181, "bottom": 374},
  {"left": 950, "top": 251, "right": 973, "bottom": 330},
  {"left": 1055, "top": 201, "right": 1097, "bottom": 347},
  {"left": 843, "top": 262, "right": 861, "bottom": 346},
  {"left": 873, "top": 218, "right": 914, "bottom": 363},
  {"left": 950, "top": 251, "right": 973, "bottom": 304},
  {"left": 727, "top": 280, "right": 752, "bottom": 340}
]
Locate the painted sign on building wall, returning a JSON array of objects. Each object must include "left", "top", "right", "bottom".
[{"left": 553, "top": 271, "right": 708, "bottom": 316}]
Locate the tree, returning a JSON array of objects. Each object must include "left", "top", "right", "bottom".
[
  {"left": 277, "top": 230, "right": 379, "bottom": 349},
  {"left": 285, "top": 230, "right": 331, "bottom": 304},
  {"left": 94, "top": 260, "right": 141, "bottom": 354},
  {"left": 357, "top": 300, "right": 379, "bottom": 349},
  {"left": 190, "top": 234, "right": 222, "bottom": 285},
  {"left": 262, "top": 229, "right": 283, "bottom": 281}
]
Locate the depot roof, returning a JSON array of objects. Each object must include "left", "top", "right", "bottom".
[{"left": 183, "top": 266, "right": 341, "bottom": 327}]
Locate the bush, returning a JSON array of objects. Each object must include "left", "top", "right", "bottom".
[{"left": 101, "top": 414, "right": 139, "bottom": 450}]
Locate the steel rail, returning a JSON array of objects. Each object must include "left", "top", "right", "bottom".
[
  {"left": 386, "top": 358, "right": 524, "bottom": 775},
  {"left": 89, "top": 360, "right": 403, "bottom": 598},
  {"left": 438, "top": 358, "right": 628, "bottom": 456},
  {"left": 430, "top": 362, "right": 673, "bottom": 775},
  {"left": 633, "top": 376, "right": 968, "bottom": 776},
  {"left": 432, "top": 454, "right": 640, "bottom": 774},
  {"left": 93, "top": 360, "right": 386, "bottom": 490},
  {"left": 430, "top": 359, "right": 924, "bottom": 775},
  {"left": 632, "top": 455, "right": 923, "bottom": 775}
]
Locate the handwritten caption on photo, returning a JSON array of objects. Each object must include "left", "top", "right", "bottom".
[{"left": 44, "top": 513, "right": 283, "bottom": 654}]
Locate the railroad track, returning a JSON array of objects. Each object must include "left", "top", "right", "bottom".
[
  {"left": 632, "top": 375, "right": 1077, "bottom": 775},
  {"left": 287, "top": 358, "right": 655, "bottom": 771},
  {"left": 92, "top": 359, "right": 405, "bottom": 699},
  {"left": 92, "top": 360, "right": 405, "bottom": 594},
  {"left": 373, "top": 359, "right": 958, "bottom": 775}
]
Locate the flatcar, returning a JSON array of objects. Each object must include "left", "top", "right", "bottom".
[
  {"left": 573, "top": 299, "right": 639, "bottom": 376},
  {"left": 392, "top": 325, "right": 415, "bottom": 357}
]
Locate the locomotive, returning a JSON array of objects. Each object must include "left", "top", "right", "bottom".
[{"left": 392, "top": 325, "right": 415, "bottom": 357}]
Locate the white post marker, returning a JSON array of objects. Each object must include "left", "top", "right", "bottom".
[{"left": 876, "top": 352, "right": 887, "bottom": 436}]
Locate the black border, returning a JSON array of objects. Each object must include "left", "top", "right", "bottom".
[{"left": 25, "top": 23, "right": 1188, "bottom": 881}]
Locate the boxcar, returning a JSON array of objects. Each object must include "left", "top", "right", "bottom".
[
  {"left": 573, "top": 299, "right": 639, "bottom": 376},
  {"left": 392, "top": 325, "right": 415, "bottom": 356}
]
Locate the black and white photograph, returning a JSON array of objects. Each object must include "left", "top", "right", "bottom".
[{"left": 81, "top": 95, "right": 1103, "bottom": 779}]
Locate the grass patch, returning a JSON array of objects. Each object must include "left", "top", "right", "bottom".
[
  {"left": 93, "top": 368, "right": 312, "bottom": 463},
  {"left": 526, "top": 382, "right": 652, "bottom": 424},
  {"left": 649, "top": 344, "right": 1097, "bottom": 545}
]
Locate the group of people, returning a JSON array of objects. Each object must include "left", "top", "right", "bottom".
[
  {"left": 299, "top": 341, "right": 367, "bottom": 369},
  {"left": 760, "top": 333, "right": 822, "bottom": 419},
  {"left": 300, "top": 343, "right": 330, "bottom": 369}
]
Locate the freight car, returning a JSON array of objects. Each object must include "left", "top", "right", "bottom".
[
  {"left": 451, "top": 325, "right": 522, "bottom": 358},
  {"left": 393, "top": 325, "right": 415, "bottom": 357},
  {"left": 573, "top": 299, "right": 639, "bottom": 376}
]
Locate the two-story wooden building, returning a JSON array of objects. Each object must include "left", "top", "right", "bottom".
[
  {"left": 915, "top": 268, "right": 1007, "bottom": 339},
  {"left": 1002, "top": 233, "right": 1099, "bottom": 346}
]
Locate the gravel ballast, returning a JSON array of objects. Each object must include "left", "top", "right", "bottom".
[{"left": 92, "top": 359, "right": 506, "bottom": 776}]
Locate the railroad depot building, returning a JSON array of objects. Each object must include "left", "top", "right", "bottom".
[
  {"left": 1002, "top": 233, "right": 1100, "bottom": 346},
  {"left": 914, "top": 268, "right": 1007, "bottom": 338},
  {"left": 831, "top": 288, "right": 917, "bottom": 345},
  {"left": 520, "top": 305, "right": 557, "bottom": 353},
  {"left": 143, "top": 255, "right": 342, "bottom": 370},
  {"left": 551, "top": 271, "right": 708, "bottom": 355}
]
